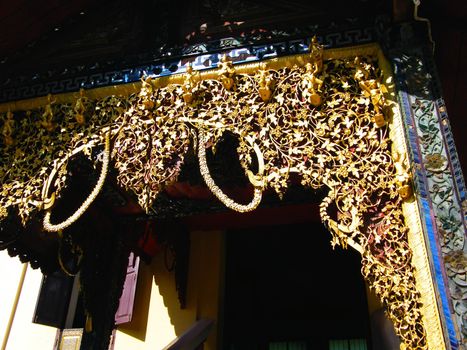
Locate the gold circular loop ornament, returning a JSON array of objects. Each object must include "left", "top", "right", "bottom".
[
  {"left": 42, "top": 131, "right": 111, "bottom": 232},
  {"left": 197, "top": 130, "right": 264, "bottom": 212}
]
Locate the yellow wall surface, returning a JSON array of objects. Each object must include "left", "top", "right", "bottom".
[
  {"left": 0, "top": 251, "right": 57, "bottom": 350},
  {"left": 114, "top": 230, "right": 224, "bottom": 350}
]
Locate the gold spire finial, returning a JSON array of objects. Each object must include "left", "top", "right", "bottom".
[
  {"left": 183, "top": 63, "right": 200, "bottom": 104},
  {"left": 2, "top": 109, "right": 15, "bottom": 146},
  {"left": 218, "top": 54, "right": 235, "bottom": 90},
  {"left": 74, "top": 89, "right": 86, "bottom": 125},
  {"left": 40, "top": 94, "right": 56, "bottom": 131}
]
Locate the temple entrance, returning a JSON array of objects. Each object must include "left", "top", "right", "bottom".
[{"left": 222, "top": 221, "right": 371, "bottom": 350}]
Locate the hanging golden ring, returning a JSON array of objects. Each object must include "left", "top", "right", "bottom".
[
  {"left": 42, "top": 131, "right": 111, "bottom": 232},
  {"left": 197, "top": 130, "right": 264, "bottom": 213}
]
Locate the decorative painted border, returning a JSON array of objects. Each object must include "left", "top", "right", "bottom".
[{"left": 0, "top": 27, "right": 375, "bottom": 103}]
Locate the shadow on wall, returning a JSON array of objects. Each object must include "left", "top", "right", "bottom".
[{"left": 152, "top": 246, "right": 196, "bottom": 336}]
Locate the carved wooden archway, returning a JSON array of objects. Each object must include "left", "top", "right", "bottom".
[{"left": 1, "top": 42, "right": 446, "bottom": 349}]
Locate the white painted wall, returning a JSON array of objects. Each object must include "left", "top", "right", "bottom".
[{"left": 0, "top": 251, "right": 57, "bottom": 350}]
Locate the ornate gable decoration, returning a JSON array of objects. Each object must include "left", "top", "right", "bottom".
[{"left": 0, "top": 42, "right": 427, "bottom": 348}]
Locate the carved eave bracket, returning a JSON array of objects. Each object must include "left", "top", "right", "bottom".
[{"left": 0, "top": 42, "right": 437, "bottom": 349}]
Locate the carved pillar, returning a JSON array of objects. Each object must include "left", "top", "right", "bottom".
[{"left": 388, "top": 21, "right": 467, "bottom": 349}]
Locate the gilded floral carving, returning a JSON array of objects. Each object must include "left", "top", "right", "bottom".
[{"left": 0, "top": 47, "right": 428, "bottom": 348}]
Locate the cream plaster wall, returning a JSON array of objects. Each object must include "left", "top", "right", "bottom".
[{"left": 0, "top": 251, "right": 57, "bottom": 350}]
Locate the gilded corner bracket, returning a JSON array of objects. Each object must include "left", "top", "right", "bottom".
[{"left": 0, "top": 42, "right": 450, "bottom": 349}]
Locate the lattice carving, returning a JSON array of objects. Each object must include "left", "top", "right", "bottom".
[{"left": 0, "top": 47, "right": 427, "bottom": 348}]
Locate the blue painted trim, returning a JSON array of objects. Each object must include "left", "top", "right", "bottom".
[{"left": 435, "top": 99, "right": 467, "bottom": 228}]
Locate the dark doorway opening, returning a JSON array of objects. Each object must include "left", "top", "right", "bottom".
[{"left": 223, "top": 221, "right": 371, "bottom": 350}]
